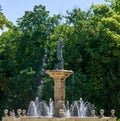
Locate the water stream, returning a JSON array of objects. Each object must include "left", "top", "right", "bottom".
[{"left": 27, "top": 97, "right": 95, "bottom": 117}]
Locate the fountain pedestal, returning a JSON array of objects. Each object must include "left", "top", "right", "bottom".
[{"left": 46, "top": 70, "right": 73, "bottom": 116}]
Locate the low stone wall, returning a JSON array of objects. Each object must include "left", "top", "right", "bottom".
[{"left": 2, "top": 117, "right": 116, "bottom": 121}]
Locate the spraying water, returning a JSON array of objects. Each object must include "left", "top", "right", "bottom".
[
  {"left": 69, "top": 98, "right": 95, "bottom": 117},
  {"left": 27, "top": 97, "right": 53, "bottom": 117},
  {"left": 27, "top": 97, "right": 95, "bottom": 117}
]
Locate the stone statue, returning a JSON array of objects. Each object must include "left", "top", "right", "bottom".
[
  {"left": 54, "top": 100, "right": 66, "bottom": 117},
  {"left": 3, "top": 109, "right": 9, "bottom": 117},
  {"left": 59, "top": 109, "right": 66, "bottom": 118},
  {"left": 57, "top": 40, "right": 65, "bottom": 70},
  {"left": 16, "top": 109, "right": 22, "bottom": 118},
  {"left": 111, "top": 109, "right": 115, "bottom": 118},
  {"left": 91, "top": 110, "right": 96, "bottom": 117},
  {"left": 22, "top": 109, "right": 26, "bottom": 116},
  {"left": 99, "top": 109, "right": 105, "bottom": 118}
]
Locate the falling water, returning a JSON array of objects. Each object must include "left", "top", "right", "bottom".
[
  {"left": 27, "top": 97, "right": 94, "bottom": 117},
  {"left": 48, "top": 98, "right": 53, "bottom": 117},
  {"left": 66, "top": 101, "right": 70, "bottom": 117},
  {"left": 27, "top": 97, "right": 54, "bottom": 117},
  {"left": 69, "top": 98, "right": 95, "bottom": 117},
  {"left": 27, "top": 101, "right": 38, "bottom": 116}
]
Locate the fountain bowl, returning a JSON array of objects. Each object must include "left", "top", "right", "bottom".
[{"left": 2, "top": 116, "right": 117, "bottom": 121}]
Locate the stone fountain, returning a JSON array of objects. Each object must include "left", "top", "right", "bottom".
[
  {"left": 46, "top": 39, "right": 73, "bottom": 117},
  {"left": 2, "top": 40, "right": 116, "bottom": 121}
]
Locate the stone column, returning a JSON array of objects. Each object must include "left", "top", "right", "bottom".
[{"left": 46, "top": 70, "right": 73, "bottom": 117}]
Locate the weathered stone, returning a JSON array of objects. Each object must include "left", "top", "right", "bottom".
[
  {"left": 46, "top": 70, "right": 73, "bottom": 117},
  {"left": 2, "top": 117, "right": 117, "bottom": 121}
]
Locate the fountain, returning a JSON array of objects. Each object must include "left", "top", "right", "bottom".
[
  {"left": 27, "top": 97, "right": 53, "bottom": 117},
  {"left": 2, "top": 40, "right": 116, "bottom": 121}
]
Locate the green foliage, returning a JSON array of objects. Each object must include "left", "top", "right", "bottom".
[
  {"left": 64, "top": 4, "right": 120, "bottom": 116},
  {"left": 105, "top": 0, "right": 120, "bottom": 14},
  {"left": 66, "top": 71, "right": 91, "bottom": 103},
  {"left": 41, "top": 77, "right": 54, "bottom": 100},
  {"left": 0, "top": 13, "right": 13, "bottom": 30},
  {"left": 0, "top": 5, "right": 62, "bottom": 119}
]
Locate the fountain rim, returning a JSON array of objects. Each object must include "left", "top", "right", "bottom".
[
  {"left": 2, "top": 116, "right": 116, "bottom": 119},
  {"left": 45, "top": 70, "right": 73, "bottom": 78},
  {"left": 46, "top": 70, "right": 73, "bottom": 73}
]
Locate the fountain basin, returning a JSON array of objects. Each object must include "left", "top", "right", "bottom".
[{"left": 2, "top": 117, "right": 116, "bottom": 121}]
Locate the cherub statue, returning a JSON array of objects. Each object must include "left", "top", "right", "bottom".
[
  {"left": 99, "top": 109, "right": 105, "bottom": 118},
  {"left": 59, "top": 109, "right": 66, "bottom": 118},
  {"left": 3, "top": 109, "right": 9, "bottom": 117},
  {"left": 91, "top": 110, "right": 96, "bottom": 117},
  {"left": 22, "top": 109, "right": 26, "bottom": 116},
  {"left": 111, "top": 109, "right": 116, "bottom": 118},
  {"left": 16, "top": 109, "right": 22, "bottom": 118},
  {"left": 54, "top": 100, "right": 66, "bottom": 117}
]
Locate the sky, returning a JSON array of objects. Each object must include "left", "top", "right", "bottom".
[{"left": 0, "top": 0, "right": 105, "bottom": 34}]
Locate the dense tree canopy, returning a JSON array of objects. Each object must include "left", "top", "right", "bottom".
[
  {"left": 0, "top": 2, "right": 120, "bottom": 120},
  {"left": 63, "top": 4, "right": 120, "bottom": 115},
  {"left": 106, "top": 0, "right": 120, "bottom": 14}
]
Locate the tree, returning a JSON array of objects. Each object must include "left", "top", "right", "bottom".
[
  {"left": 64, "top": 4, "right": 120, "bottom": 116},
  {"left": 16, "top": 5, "right": 62, "bottom": 97},
  {"left": 0, "top": 5, "right": 62, "bottom": 118},
  {"left": 105, "top": 0, "right": 120, "bottom": 14}
]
